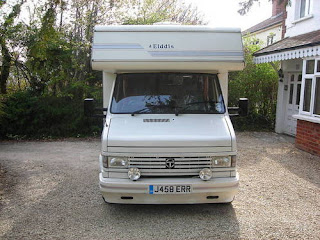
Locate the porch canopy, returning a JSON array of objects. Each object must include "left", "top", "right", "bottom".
[{"left": 253, "top": 30, "right": 320, "bottom": 63}]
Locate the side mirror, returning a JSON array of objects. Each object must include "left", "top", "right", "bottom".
[
  {"left": 84, "top": 98, "right": 95, "bottom": 117},
  {"left": 238, "top": 98, "right": 249, "bottom": 117},
  {"left": 84, "top": 98, "right": 107, "bottom": 118},
  {"left": 228, "top": 98, "right": 249, "bottom": 117}
]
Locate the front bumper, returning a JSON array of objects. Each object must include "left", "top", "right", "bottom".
[{"left": 99, "top": 173, "right": 239, "bottom": 204}]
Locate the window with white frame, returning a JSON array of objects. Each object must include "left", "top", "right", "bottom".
[
  {"left": 267, "top": 35, "right": 274, "bottom": 46},
  {"left": 296, "top": 0, "right": 312, "bottom": 19},
  {"left": 300, "top": 58, "right": 320, "bottom": 117}
]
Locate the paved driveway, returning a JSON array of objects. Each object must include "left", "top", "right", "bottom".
[{"left": 0, "top": 132, "right": 319, "bottom": 240}]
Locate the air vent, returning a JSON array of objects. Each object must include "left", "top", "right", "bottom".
[{"left": 143, "top": 119, "right": 170, "bottom": 122}]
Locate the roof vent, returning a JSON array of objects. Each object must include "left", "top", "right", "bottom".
[{"left": 143, "top": 119, "right": 170, "bottom": 122}]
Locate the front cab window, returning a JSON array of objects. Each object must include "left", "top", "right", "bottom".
[{"left": 110, "top": 73, "right": 225, "bottom": 114}]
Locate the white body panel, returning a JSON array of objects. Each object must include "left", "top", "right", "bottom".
[
  {"left": 92, "top": 25, "right": 244, "bottom": 204},
  {"left": 107, "top": 115, "right": 232, "bottom": 147},
  {"left": 94, "top": 26, "right": 244, "bottom": 108},
  {"left": 100, "top": 173, "right": 239, "bottom": 204},
  {"left": 92, "top": 25, "right": 244, "bottom": 72}
]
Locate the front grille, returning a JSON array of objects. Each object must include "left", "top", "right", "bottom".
[{"left": 128, "top": 156, "right": 211, "bottom": 176}]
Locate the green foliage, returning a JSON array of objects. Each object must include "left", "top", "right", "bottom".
[
  {"left": 119, "top": 0, "right": 205, "bottom": 25},
  {"left": 0, "top": 91, "right": 102, "bottom": 139},
  {"left": 0, "top": 0, "right": 206, "bottom": 138},
  {"left": 0, "top": 1, "right": 24, "bottom": 94},
  {"left": 229, "top": 37, "right": 279, "bottom": 131}
]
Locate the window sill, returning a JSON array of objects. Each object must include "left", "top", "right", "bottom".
[
  {"left": 293, "top": 114, "right": 320, "bottom": 124},
  {"left": 292, "top": 14, "right": 313, "bottom": 24}
]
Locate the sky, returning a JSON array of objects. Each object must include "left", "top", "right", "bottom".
[
  {"left": 185, "top": 0, "right": 272, "bottom": 31},
  {"left": 2, "top": 0, "right": 272, "bottom": 32}
]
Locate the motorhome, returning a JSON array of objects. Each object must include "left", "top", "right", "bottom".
[{"left": 87, "top": 25, "right": 246, "bottom": 204}]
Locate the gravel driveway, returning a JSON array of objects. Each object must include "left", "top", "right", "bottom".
[{"left": 0, "top": 132, "right": 319, "bottom": 240}]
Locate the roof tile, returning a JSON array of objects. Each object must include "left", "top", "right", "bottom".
[
  {"left": 254, "top": 30, "right": 320, "bottom": 56},
  {"left": 243, "top": 13, "right": 283, "bottom": 35}
]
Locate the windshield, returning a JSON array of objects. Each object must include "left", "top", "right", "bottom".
[{"left": 110, "top": 73, "right": 225, "bottom": 114}]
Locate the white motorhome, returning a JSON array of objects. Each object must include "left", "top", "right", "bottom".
[{"left": 87, "top": 25, "right": 245, "bottom": 204}]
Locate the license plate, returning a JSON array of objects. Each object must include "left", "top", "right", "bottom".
[{"left": 149, "top": 185, "right": 192, "bottom": 194}]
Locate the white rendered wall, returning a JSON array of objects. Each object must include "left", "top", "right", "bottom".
[
  {"left": 251, "top": 25, "right": 282, "bottom": 48},
  {"left": 285, "top": 0, "right": 320, "bottom": 37}
]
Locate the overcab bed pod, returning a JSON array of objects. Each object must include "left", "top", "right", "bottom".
[{"left": 91, "top": 25, "right": 245, "bottom": 111}]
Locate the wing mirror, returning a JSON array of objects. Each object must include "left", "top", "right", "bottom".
[
  {"left": 228, "top": 98, "right": 248, "bottom": 117},
  {"left": 84, "top": 98, "right": 107, "bottom": 118}
]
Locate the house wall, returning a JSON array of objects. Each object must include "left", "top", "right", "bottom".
[
  {"left": 296, "top": 120, "right": 320, "bottom": 156},
  {"left": 285, "top": 0, "right": 320, "bottom": 37},
  {"left": 251, "top": 25, "right": 282, "bottom": 48}
]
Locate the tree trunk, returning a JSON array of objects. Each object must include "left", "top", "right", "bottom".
[{"left": 0, "top": 40, "right": 11, "bottom": 94}]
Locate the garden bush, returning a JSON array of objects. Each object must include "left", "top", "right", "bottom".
[
  {"left": 228, "top": 37, "right": 279, "bottom": 131},
  {"left": 0, "top": 91, "right": 102, "bottom": 139}
]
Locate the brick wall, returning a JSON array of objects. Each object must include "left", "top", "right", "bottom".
[
  {"left": 281, "top": 10, "right": 287, "bottom": 38},
  {"left": 296, "top": 120, "right": 320, "bottom": 156},
  {"left": 272, "top": 0, "right": 286, "bottom": 16}
]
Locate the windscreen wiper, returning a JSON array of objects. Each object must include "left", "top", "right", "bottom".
[
  {"left": 131, "top": 108, "right": 149, "bottom": 116},
  {"left": 131, "top": 104, "right": 176, "bottom": 116}
]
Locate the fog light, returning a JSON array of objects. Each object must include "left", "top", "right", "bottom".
[
  {"left": 199, "top": 168, "right": 212, "bottom": 181},
  {"left": 128, "top": 168, "right": 141, "bottom": 181}
]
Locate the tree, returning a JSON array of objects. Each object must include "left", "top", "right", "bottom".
[
  {"left": 25, "top": 1, "right": 72, "bottom": 94},
  {"left": 112, "top": 0, "right": 206, "bottom": 25},
  {"left": 0, "top": 1, "right": 24, "bottom": 94},
  {"left": 238, "top": 0, "right": 290, "bottom": 15}
]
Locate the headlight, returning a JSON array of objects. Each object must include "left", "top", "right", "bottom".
[
  {"left": 108, "top": 157, "right": 128, "bottom": 168},
  {"left": 211, "top": 156, "right": 231, "bottom": 167}
]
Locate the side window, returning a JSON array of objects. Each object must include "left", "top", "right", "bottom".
[
  {"left": 306, "top": 60, "right": 315, "bottom": 74},
  {"left": 267, "top": 34, "right": 275, "bottom": 46},
  {"left": 250, "top": 39, "right": 260, "bottom": 45},
  {"left": 267, "top": 36, "right": 273, "bottom": 46},
  {"left": 296, "top": 0, "right": 311, "bottom": 19},
  {"left": 303, "top": 78, "right": 312, "bottom": 112},
  {"left": 314, "top": 77, "right": 320, "bottom": 115},
  {"left": 289, "top": 84, "right": 294, "bottom": 104},
  {"left": 301, "top": 58, "right": 320, "bottom": 116},
  {"left": 296, "top": 84, "right": 301, "bottom": 105}
]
